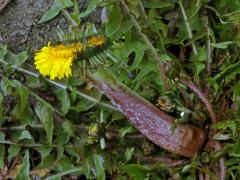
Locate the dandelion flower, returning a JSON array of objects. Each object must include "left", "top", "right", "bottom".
[
  {"left": 87, "top": 35, "right": 106, "bottom": 47},
  {"left": 34, "top": 42, "right": 82, "bottom": 80}
]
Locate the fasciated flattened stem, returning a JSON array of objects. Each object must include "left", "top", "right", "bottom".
[{"left": 88, "top": 71, "right": 206, "bottom": 158}]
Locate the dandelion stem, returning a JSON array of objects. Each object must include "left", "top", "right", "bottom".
[
  {"left": 178, "top": 1, "right": 198, "bottom": 55},
  {"left": 45, "top": 167, "right": 83, "bottom": 180},
  {"left": 203, "top": 15, "right": 212, "bottom": 76},
  {"left": 179, "top": 78, "right": 217, "bottom": 124},
  {"left": 0, "top": 140, "right": 58, "bottom": 147},
  {"left": 0, "top": 124, "right": 43, "bottom": 131},
  {"left": 0, "top": 59, "right": 118, "bottom": 111},
  {"left": 139, "top": 0, "right": 148, "bottom": 20}
]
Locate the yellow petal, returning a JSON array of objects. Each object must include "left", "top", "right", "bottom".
[{"left": 34, "top": 42, "right": 82, "bottom": 80}]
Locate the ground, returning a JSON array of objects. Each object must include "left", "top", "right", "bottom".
[{"left": 0, "top": 0, "right": 100, "bottom": 53}]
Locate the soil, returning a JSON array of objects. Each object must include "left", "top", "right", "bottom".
[{"left": 0, "top": 0, "right": 101, "bottom": 53}]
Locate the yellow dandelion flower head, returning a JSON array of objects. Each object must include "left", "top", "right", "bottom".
[
  {"left": 34, "top": 42, "right": 82, "bottom": 80},
  {"left": 87, "top": 35, "right": 106, "bottom": 47}
]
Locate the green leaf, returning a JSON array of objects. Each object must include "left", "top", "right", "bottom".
[
  {"left": 122, "top": 164, "right": 146, "bottom": 180},
  {"left": 39, "top": 3, "right": 61, "bottom": 24},
  {"left": 39, "top": 0, "right": 74, "bottom": 24},
  {"left": 111, "top": 112, "right": 125, "bottom": 121},
  {"left": 204, "top": 5, "right": 227, "bottom": 24},
  {"left": 39, "top": 7, "right": 60, "bottom": 23},
  {"left": 211, "top": 61, "right": 240, "bottom": 82},
  {"left": 102, "top": 153, "right": 118, "bottom": 175},
  {"left": 0, "top": 144, "right": 5, "bottom": 169},
  {"left": 214, "top": 120, "right": 237, "bottom": 135},
  {"left": 57, "top": 0, "right": 74, "bottom": 8},
  {"left": 54, "top": 89, "right": 70, "bottom": 115},
  {"left": 55, "top": 154, "right": 75, "bottom": 172},
  {"left": 18, "top": 130, "right": 32, "bottom": 140},
  {"left": 34, "top": 146, "right": 52, "bottom": 164},
  {"left": 70, "top": 89, "right": 102, "bottom": 112},
  {"left": 0, "top": 77, "right": 13, "bottom": 96},
  {"left": 34, "top": 100, "right": 54, "bottom": 145},
  {"left": 182, "top": 164, "right": 192, "bottom": 173},
  {"left": 14, "top": 50, "right": 28, "bottom": 66},
  {"left": 70, "top": 87, "right": 77, "bottom": 102},
  {"left": 8, "top": 144, "right": 21, "bottom": 162},
  {"left": 62, "top": 121, "right": 75, "bottom": 137},
  {"left": 0, "top": 44, "right": 8, "bottom": 58},
  {"left": 124, "top": 148, "right": 134, "bottom": 162},
  {"left": 196, "top": 63, "right": 205, "bottom": 75},
  {"left": 211, "top": 41, "right": 233, "bottom": 49},
  {"left": 0, "top": 132, "right": 6, "bottom": 141},
  {"left": 79, "top": 0, "right": 102, "bottom": 18},
  {"left": 39, "top": 152, "right": 56, "bottom": 168},
  {"left": 64, "top": 146, "right": 80, "bottom": 162},
  {"left": 4, "top": 49, "right": 28, "bottom": 66},
  {"left": 56, "top": 146, "right": 64, "bottom": 164},
  {"left": 13, "top": 80, "right": 30, "bottom": 115},
  {"left": 129, "top": 43, "right": 147, "bottom": 70},
  {"left": 0, "top": 93, "right": 3, "bottom": 126},
  {"left": 119, "top": 126, "right": 135, "bottom": 138},
  {"left": 233, "top": 82, "right": 240, "bottom": 102},
  {"left": 11, "top": 130, "right": 32, "bottom": 141},
  {"left": 16, "top": 151, "right": 30, "bottom": 180},
  {"left": 189, "top": 0, "right": 202, "bottom": 19},
  {"left": 133, "top": 61, "right": 159, "bottom": 85},
  {"left": 197, "top": 47, "right": 208, "bottom": 61},
  {"left": 142, "top": 0, "right": 172, "bottom": 8},
  {"left": 100, "top": 138, "right": 105, "bottom": 150},
  {"left": 80, "top": 157, "right": 92, "bottom": 178},
  {"left": 105, "top": 3, "right": 123, "bottom": 37},
  {"left": 12, "top": 104, "right": 35, "bottom": 124},
  {"left": 94, "top": 155, "right": 105, "bottom": 180},
  {"left": 55, "top": 132, "right": 70, "bottom": 162},
  {"left": 160, "top": 54, "right": 172, "bottom": 62},
  {"left": 70, "top": 0, "right": 81, "bottom": 25},
  {"left": 25, "top": 76, "right": 41, "bottom": 88}
]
